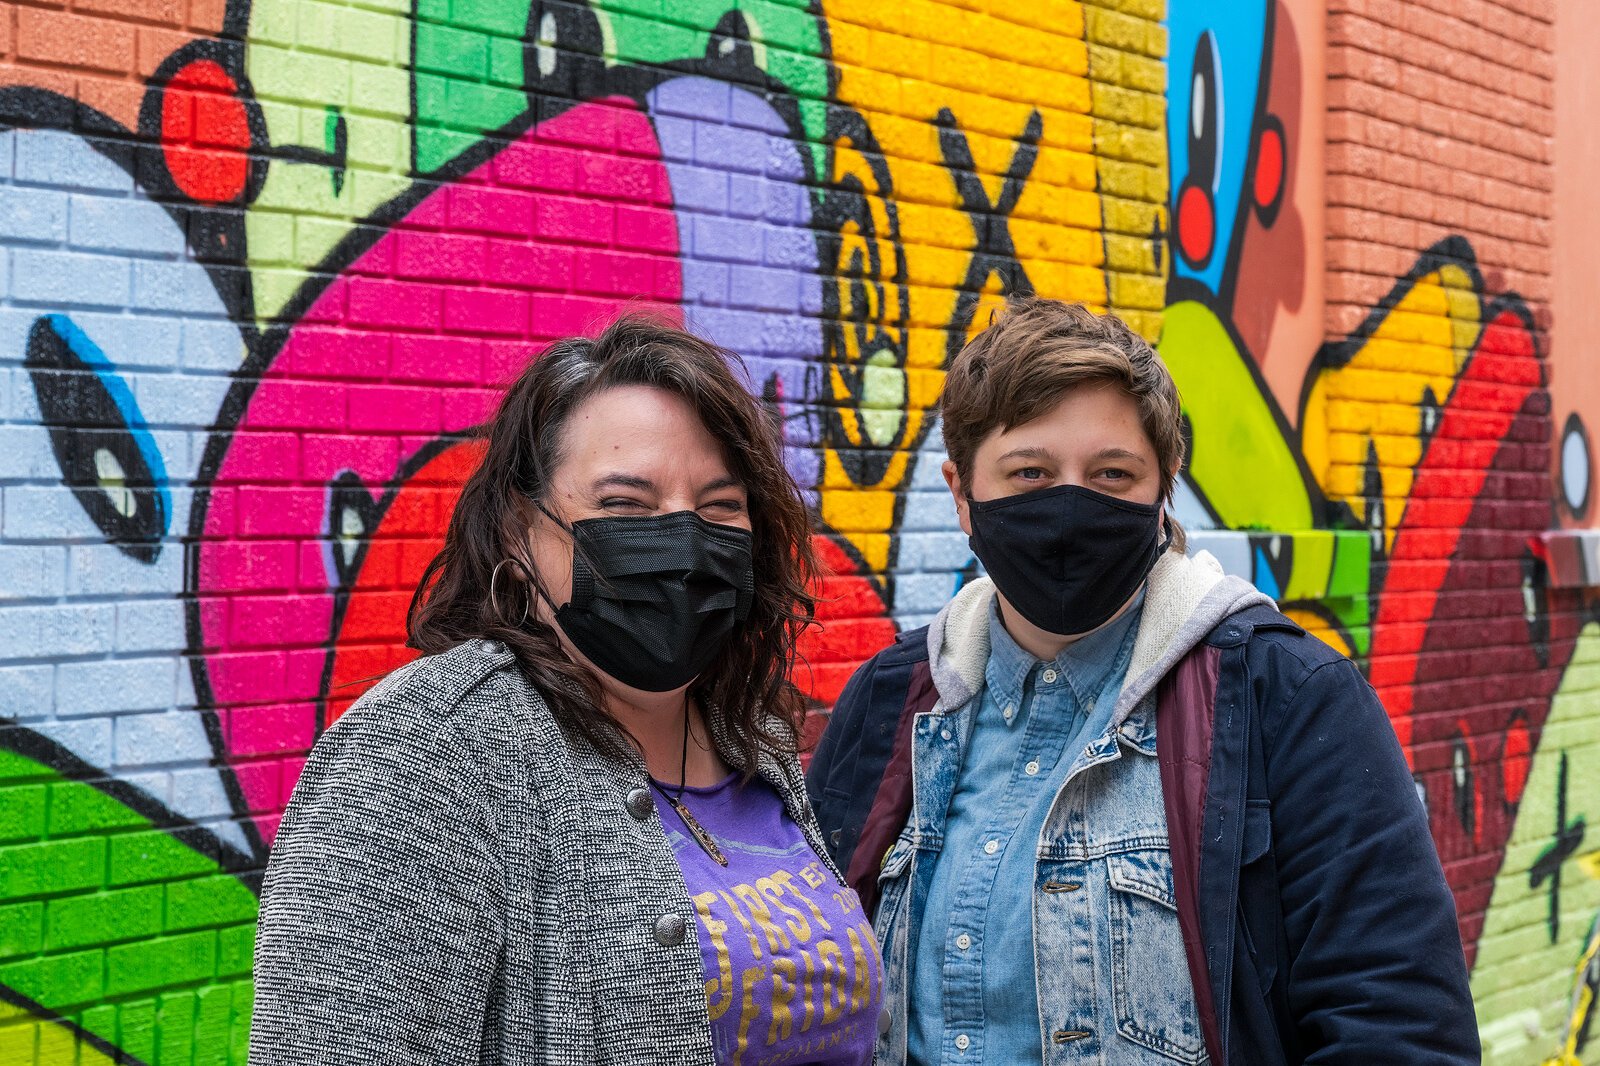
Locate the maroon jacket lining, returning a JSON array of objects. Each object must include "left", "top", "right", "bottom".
[
  {"left": 844, "top": 659, "right": 932, "bottom": 917},
  {"left": 1157, "top": 643, "right": 1223, "bottom": 1063}
]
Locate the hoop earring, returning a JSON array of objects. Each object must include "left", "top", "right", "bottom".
[{"left": 489, "top": 558, "right": 531, "bottom": 628}]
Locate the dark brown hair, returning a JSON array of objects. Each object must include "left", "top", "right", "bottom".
[
  {"left": 407, "top": 314, "right": 818, "bottom": 770},
  {"left": 940, "top": 297, "right": 1187, "bottom": 550}
]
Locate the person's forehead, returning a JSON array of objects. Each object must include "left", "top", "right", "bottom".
[
  {"left": 984, "top": 385, "right": 1154, "bottom": 452},
  {"left": 558, "top": 386, "right": 735, "bottom": 476}
]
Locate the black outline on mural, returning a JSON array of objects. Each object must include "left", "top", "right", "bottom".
[
  {"left": 1297, "top": 235, "right": 1485, "bottom": 539},
  {"left": 0, "top": 983, "right": 148, "bottom": 1065},
  {"left": 1166, "top": 1, "right": 1283, "bottom": 315},
  {"left": 0, "top": 726, "right": 263, "bottom": 883},
  {"left": 935, "top": 106, "right": 1042, "bottom": 363},
  {"left": 315, "top": 433, "right": 472, "bottom": 736},
  {"left": 1165, "top": 273, "right": 1326, "bottom": 531},
  {"left": 0, "top": 86, "right": 265, "bottom": 874},
  {"left": 1561, "top": 411, "right": 1592, "bottom": 518}
]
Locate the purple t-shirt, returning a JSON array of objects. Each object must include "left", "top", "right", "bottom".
[{"left": 654, "top": 773, "right": 881, "bottom": 1066}]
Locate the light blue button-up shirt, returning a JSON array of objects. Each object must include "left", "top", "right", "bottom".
[{"left": 906, "top": 591, "right": 1145, "bottom": 1064}]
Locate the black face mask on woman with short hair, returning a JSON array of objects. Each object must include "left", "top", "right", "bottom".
[
  {"left": 966, "top": 483, "right": 1170, "bottom": 637},
  {"left": 536, "top": 507, "right": 755, "bottom": 692}
]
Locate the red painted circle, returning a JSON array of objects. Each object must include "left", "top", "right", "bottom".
[
  {"left": 1254, "top": 125, "right": 1285, "bottom": 210},
  {"left": 160, "top": 59, "right": 251, "bottom": 204},
  {"left": 1176, "top": 183, "right": 1214, "bottom": 265}
]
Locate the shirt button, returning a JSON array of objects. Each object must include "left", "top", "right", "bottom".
[
  {"left": 878, "top": 1007, "right": 892, "bottom": 1035},
  {"left": 955, "top": 1034, "right": 970, "bottom": 1051},
  {"left": 983, "top": 839, "right": 999, "bottom": 855},
  {"left": 940, "top": 728, "right": 952, "bottom": 741},
  {"left": 1024, "top": 760, "right": 1040, "bottom": 776},
  {"left": 955, "top": 932, "right": 971, "bottom": 950},
  {"left": 653, "top": 913, "right": 687, "bottom": 947},
  {"left": 624, "top": 787, "right": 653, "bottom": 820},
  {"left": 1042, "top": 668, "right": 1059, "bottom": 684},
  {"left": 1003, "top": 703, "right": 1015, "bottom": 721}
]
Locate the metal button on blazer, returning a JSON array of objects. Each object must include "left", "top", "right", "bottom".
[
  {"left": 624, "top": 787, "right": 653, "bottom": 820},
  {"left": 653, "top": 913, "right": 687, "bottom": 947}
]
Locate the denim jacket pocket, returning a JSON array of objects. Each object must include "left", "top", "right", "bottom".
[{"left": 1106, "top": 848, "right": 1209, "bottom": 1064}]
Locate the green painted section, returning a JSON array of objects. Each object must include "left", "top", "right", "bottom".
[
  {"left": 412, "top": 0, "right": 829, "bottom": 177},
  {"left": 1324, "top": 531, "right": 1373, "bottom": 657},
  {"left": 1158, "top": 301, "right": 1314, "bottom": 532},
  {"left": 0, "top": 747, "right": 257, "bottom": 1064},
  {"left": 246, "top": 0, "right": 416, "bottom": 321},
  {"left": 1472, "top": 621, "right": 1600, "bottom": 1065}
]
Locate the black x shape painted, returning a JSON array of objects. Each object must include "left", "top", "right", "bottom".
[{"left": 935, "top": 107, "right": 1043, "bottom": 362}]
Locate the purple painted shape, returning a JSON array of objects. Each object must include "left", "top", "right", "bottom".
[
  {"left": 197, "top": 99, "right": 682, "bottom": 833},
  {"left": 645, "top": 77, "right": 824, "bottom": 499}
]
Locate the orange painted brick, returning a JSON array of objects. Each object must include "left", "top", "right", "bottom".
[
  {"left": 74, "top": 71, "right": 142, "bottom": 125},
  {"left": 186, "top": 0, "right": 228, "bottom": 34},
  {"left": 0, "top": 63, "right": 75, "bottom": 103},
  {"left": 15, "top": 7, "right": 137, "bottom": 75},
  {"left": 136, "top": 25, "right": 191, "bottom": 74},
  {"left": 74, "top": 0, "right": 184, "bottom": 24}
]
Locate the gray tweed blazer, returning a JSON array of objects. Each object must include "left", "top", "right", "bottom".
[{"left": 249, "top": 638, "right": 844, "bottom": 1064}]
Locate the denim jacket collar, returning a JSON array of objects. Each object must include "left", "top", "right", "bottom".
[
  {"left": 926, "top": 550, "right": 1275, "bottom": 728},
  {"left": 983, "top": 590, "right": 1147, "bottom": 718}
]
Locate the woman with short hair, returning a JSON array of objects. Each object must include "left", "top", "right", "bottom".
[{"left": 250, "top": 316, "right": 882, "bottom": 1065}]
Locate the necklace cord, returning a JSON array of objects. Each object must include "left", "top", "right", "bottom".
[
  {"left": 648, "top": 699, "right": 729, "bottom": 867},
  {"left": 677, "top": 699, "right": 689, "bottom": 800}
]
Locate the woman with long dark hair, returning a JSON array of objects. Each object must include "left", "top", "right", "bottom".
[{"left": 249, "top": 316, "right": 883, "bottom": 1065}]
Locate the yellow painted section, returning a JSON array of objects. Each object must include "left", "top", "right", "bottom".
[
  {"left": 819, "top": 0, "right": 1169, "bottom": 566},
  {"left": 1301, "top": 263, "right": 1482, "bottom": 553},
  {"left": 0, "top": 1002, "right": 120, "bottom": 1066}
]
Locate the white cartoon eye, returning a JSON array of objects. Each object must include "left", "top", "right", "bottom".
[{"left": 25, "top": 314, "right": 170, "bottom": 561}]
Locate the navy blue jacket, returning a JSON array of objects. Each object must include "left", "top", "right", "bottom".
[{"left": 807, "top": 605, "right": 1480, "bottom": 1065}]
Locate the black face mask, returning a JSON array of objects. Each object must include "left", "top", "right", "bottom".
[
  {"left": 967, "top": 484, "right": 1170, "bottom": 637},
  {"left": 543, "top": 509, "right": 755, "bottom": 692}
]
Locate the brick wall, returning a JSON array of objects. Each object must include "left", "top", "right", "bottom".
[{"left": 0, "top": 0, "right": 1594, "bottom": 1061}]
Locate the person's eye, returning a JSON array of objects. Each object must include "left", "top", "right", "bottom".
[
  {"left": 1097, "top": 468, "right": 1131, "bottom": 482},
  {"left": 1013, "top": 467, "right": 1050, "bottom": 482},
  {"left": 601, "top": 497, "right": 649, "bottom": 511},
  {"left": 701, "top": 498, "right": 746, "bottom": 514}
]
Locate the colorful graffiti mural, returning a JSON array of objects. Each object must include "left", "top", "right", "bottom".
[{"left": 0, "top": 0, "right": 1591, "bottom": 1062}]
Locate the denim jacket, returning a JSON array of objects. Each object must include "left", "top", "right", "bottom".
[
  {"left": 905, "top": 596, "right": 1146, "bottom": 1062},
  {"left": 863, "top": 555, "right": 1273, "bottom": 1064}
]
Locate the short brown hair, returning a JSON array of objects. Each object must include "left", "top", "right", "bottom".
[{"left": 940, "top": 297, "right": 1187, "bottom": 548}]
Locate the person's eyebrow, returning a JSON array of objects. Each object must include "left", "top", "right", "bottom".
[
  {"left": 591, "top": 473, "right": 656, "bottom": 493},
  {"left": 996, "top": 445, "right": 1059, "bottom": 464},
  {"left": 699, "top": 476, "right": 745, "bottom": 494},
  {"left": 1090, "top": 447, "right": 1149, "bottom": 465}
]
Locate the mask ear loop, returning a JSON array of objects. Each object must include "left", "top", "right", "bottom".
[
  {"left": 530, "top": 494, "right": 616, "bottom": 598},
  {"left": 489, "top": 557, "right": 532, "bottom": 628}
]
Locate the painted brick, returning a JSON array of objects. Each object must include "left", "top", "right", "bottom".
[
  {"left": 0, "top": 184, "right": 69, "bottom": 245},
  {"left": 56, "top": 661, "right": 177, "bottom": 718},
  {"left": 9, "top": 250, "right": 131, "bottom": 309},
  {"left": 0, "top": 603, "right": 115, "bottom": 659},
  {"left": 105, "top": 930, "right": 215, "bottom": 997},
  {"left": 0, "top": 947, "right": 105, "bottom": 1007},
  {"left": 0, "top": 838, "right": 106, "bottom": 898},
  {"left": 44, "top": 886, "right": 164, "bottom": 951}
]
